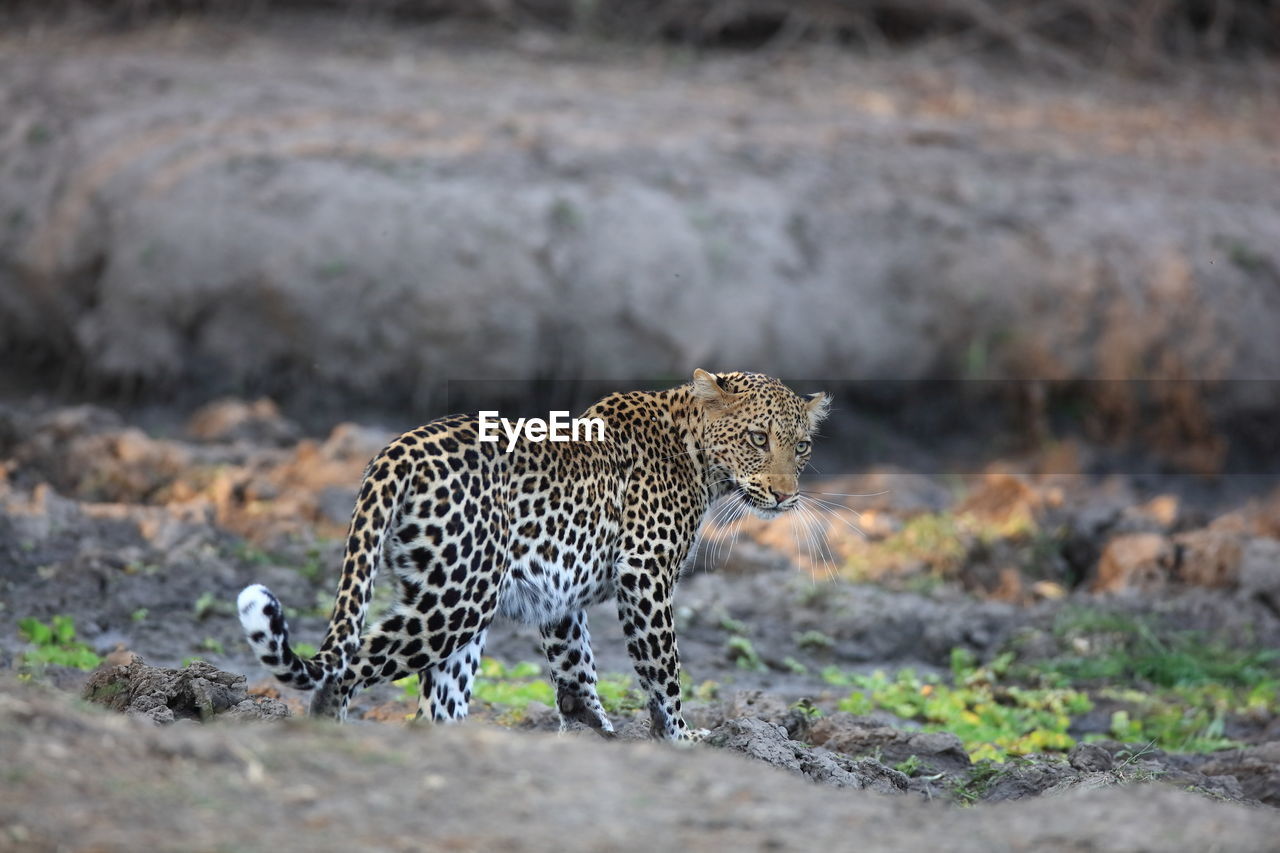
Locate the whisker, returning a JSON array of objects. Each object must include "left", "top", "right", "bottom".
[
  {"left": 787, "top": 508, "right": 811, "bottom": 587},
  {"left": 702, "top": 497, "right": 739, "bottom": 559},
  {"left": 722, "top": 500, "right": 748, "bottom": 569},
  {"left": 799, "top": 505, "right": 824, "bottom": 582},
  {"left": 804, "top": 494, "right": 866, "bottom": 521},
  {"left": 808, "top": 505, "right": 842, "bottom": 582},
  {"left": 796, "top": 503, "right": 838, "bottom": 582},
  {"left": 807, "top": 490, "right": 890, "bottom": 499},
  {"left": 789, "top": 504, "right": 813, "bottom": 576},
  {"left": 798, "top": 496, "right": 867, "bottom": 541},
  {"left": 710, "top": 500, "right": 735, "bottom": 568},
  {"left": 709, "top": 496, "right": 745, "bottom": 568}
]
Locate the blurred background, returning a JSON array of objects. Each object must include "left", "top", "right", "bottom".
[
  {"left": 3, "top": 0, "right": 1280, "bottom": 830},
  {"left": 2, "top": 2, "right": 1279, "bottom": 427}
]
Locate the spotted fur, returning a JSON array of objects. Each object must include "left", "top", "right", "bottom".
[{"left": 238, "top": 369, "right": 829, "bottom": 740}]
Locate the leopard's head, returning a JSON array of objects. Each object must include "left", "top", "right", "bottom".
[{"left": 691, "top": 368, "right": 830, "bottom": 519}]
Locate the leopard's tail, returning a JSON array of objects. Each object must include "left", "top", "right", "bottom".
[
  {"left": 237, "top": 444, "right": 414, "bottom": 698},
  {"left": 237, "top": 584, "right": 326, "bottom": 690}
]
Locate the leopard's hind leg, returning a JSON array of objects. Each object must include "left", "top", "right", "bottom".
[
  {"left": 320, "top": 623, "right": 490, "bottom": 722},
  {"left": 416, "top": 629, "right": 488, "bottom": 722},
  {"left": 326, "top": 557, "right": 504, "bottom": 718},
  {"left": 323, "top": 450, "right": 508, "bottom": 719},
  {"left": 326, "top": 605, "right": 489, "bottom": 718}
]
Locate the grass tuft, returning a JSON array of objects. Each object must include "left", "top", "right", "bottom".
[{"left": 18, "top": 615, "right": 103, "bottom": 671}]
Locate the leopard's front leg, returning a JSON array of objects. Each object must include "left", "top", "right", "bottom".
[
  {"left": 615, "top": 556, "right": 692, "bottom": 742},
  {"left": 540, "top": 610, "right": 615, "bottom": 738}
]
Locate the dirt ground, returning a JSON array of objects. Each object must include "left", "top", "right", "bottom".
[
  {"left": 4, "top": 675, "right": 1280, "bottom": 853},
  {"left": 2, "top": 395, "right": 1280, "bottom": 851}
]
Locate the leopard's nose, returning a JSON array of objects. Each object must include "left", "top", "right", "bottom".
[{"left": 770, "top": 488, "right": 795, "bottom": 505}]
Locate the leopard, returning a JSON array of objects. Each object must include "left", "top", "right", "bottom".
[{"left": 237, "top": 369, "right": 829, "bottom": 741}]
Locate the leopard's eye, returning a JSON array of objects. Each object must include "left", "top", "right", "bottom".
[
  {"left": 795, "top": 441, "right": 811, "bottom": 455},
  {"left": 747, "top": 430, "right": 768, "bottom": 448}
]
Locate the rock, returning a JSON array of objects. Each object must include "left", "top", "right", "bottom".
[
  {"left": 186, "top": 398, "right": 299, "bottom": 446},
  {"left": 807, "top": 713, "right": 972, "bottom": 776},
  {"left": 1093, "top": 533, "right": 1175, "bottom": 592},
  {"left": 1131, "top": 495, "right": 1180, "bottom": 530},
  {"left": 718, "top": 691, "right": 792, "bottom": 725},
  {"left": 1174, "top": 529, "right": 1245, "bottom": 588},
  {"left": 224, "top": 695, "right": 293, "bottom": 723},
  {"left": 1239, "top": 537, "right": 1280, "bottom": 612},
  {"left": 81, "top": 658, "right": 281, "bottom": 725},
  {"left": 982, "top": 762, "right": 1083, "bottom": 802},
  {"left": 706, "top": 717, "right": 909, "bottom": 795},
  {"left": 715, "top": 691, "right": 817, "bottom": 741},
  {"left": 103, "top": 644, "right": 138, "bottom": 668},
  {"left": 9, "top": 416, "right": 193, "bottom": 502},
  {"left": 956, "top": 472, "right": 1040, "bottom": 531},
  {"left": 1198, "top": 742, "right": 1280, "bottom": 807},
  {"left": 1068, "top": 742, "right": 1114, "bottom": 773}
]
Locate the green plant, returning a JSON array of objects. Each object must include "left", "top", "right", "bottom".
[
  {"left": 192, "top": 591, "right": 234, "bottom": 621},
  {"left": 597, "top": 672, "right": 646, "bottom": 714},
  {"left": 717, "top": 615, "right": 751, "bottom": 635},
  {"left": 894, "top": 755, "right": 925, "bottom": 776},
  {"left": 832, "top": 652, "right": 1089, "bottom": 762},
  {"left": 549, "top": 197, "right": 583, "bottom": 229},
  {"left": 790, "top": 698, "right": 824, "bottom": 719},
  {"left": 198, "top": 637, "right": 225, "bottom": 655},
  {"left": 1092, "top": 685, "right": 1257, "bottom": 754},
  {"left": 782, "top": 656, "right": 809, "bottom": 675},
  {"left": 232, "top": 542, "right": 274, "bottom": 567},
  {"left": 299, "top": 546, "right": 328, "bottom": 584},
  {"left": 950, "top": 760, "right": 1002, "bottom": 805},
  {"left": 472, "top": 659, "right": 555, "bottom": 709},
  {"left": 794, "top": 630, "right": 834, "bottom": 651},
  {"left": 821, "top": 665, "right": 858, "bottom": 687},
  {"left": 393, "top": 660, "right": 680, "bottom": 722},
  {"left": 683, "top": 676, "right": 720, "bottom": 703},
  {"left": 397, "top": 658, "right": 558, "bottom": 718},
  {"left": 1017, "top": 609, "right": 1279, "bottom": 753},
  {"left": 1033, "top": 608, "right": 1280, "bottom": 690},
  {"left": 19, "top": 616, "right": 102, "bottom": 671},
  {"left": 725, "top": 636, "right": 766, "bottom": 672}
]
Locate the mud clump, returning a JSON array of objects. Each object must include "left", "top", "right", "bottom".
[
  {"left": 82, "top": 658, "right": 289, "bottom": 725},
  {"left": 1068, "top": 742, "right": 1115, "bottom": 772},
  {"left": 1198, "top": 743, "right": 1280, "bottom": 807},
  {"left": 185, "top": 398, "right": 301, "bottom": 447},
  {"left": 807, "top": 712, "right": 973, "bottom": 776},
  {"left": 706, "top": 717, "right": 910, "bottom": 795}
]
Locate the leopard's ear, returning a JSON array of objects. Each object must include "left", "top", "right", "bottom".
[
  {"left": 691, "top": 368, "right": 738, "bottom": 411},
  {"left": 804, "top": 391, "right": 831, "bottom": 429}
]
